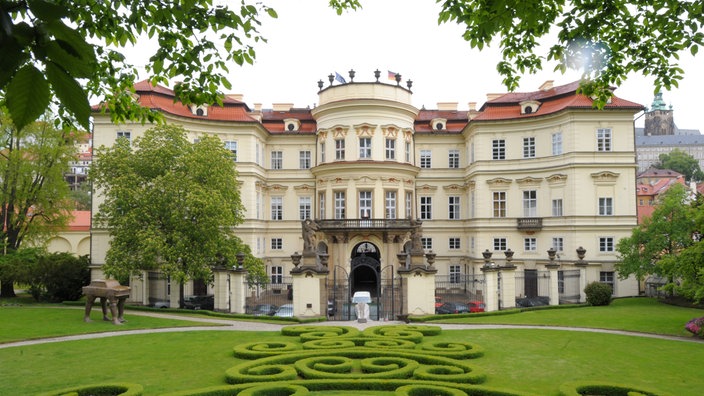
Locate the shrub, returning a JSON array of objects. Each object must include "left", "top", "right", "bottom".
[
  {"left": 584, "top": 282, "right": 613, "bottom": 306},
  {"left": 26, "top": 253, "right": 90, "bottom": 302}
]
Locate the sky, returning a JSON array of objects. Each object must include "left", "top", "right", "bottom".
[{"left": 129, "top": 0, "right": 704, "bottom": 132}]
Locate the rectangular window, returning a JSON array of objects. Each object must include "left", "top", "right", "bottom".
[
  {"left": 271, "top": 196, "right": 283, "bottom": 220},
  {"left": 493, "top": 238, "right": 507, "bottom": 251},
  {"left": 359, "top": 191, "right": 372, "bottom": 218},
  {"left": 405, "top": 191, "right": 413, "bottom": 219},
  {"left": 224, "top": 140, "right": 237, "bottom": 161},
  {"left": 256, "top": 193, "right": 261, "bottom": 219},
  {"left": 385, "top": 138, "right": 396, "bottom": 160},
  {"left": 421, "top": 237, "right": 433, "bottom": 250},
  {"left": 552, "top": 132, "right": 563, "bottom": 155},
  {"left": 271, "top": 266, "right": 283, "bottom": 284},
  {"left": 492, "top": 139, "right": 505, "bottom": 160},
  {"left": 116, "top": 131, "right": 131, "bottom": 144},
  {"left": 552, "top": 199, "right": 563, "bottom": 216},
  {"left": 448, "top": 196, "right": 460, "bottom": 220},
  {"left": 271, "top": 151, "right": 282, "bottom": 169},
  {"left": 320, "top": 142, "right": 326, "bottom": 162},
  {"left": 335, "top": 139, "right": 345, "bottom": 160},
  {"left": 299, "top": 196, "right": 311, "bottom": 220},
  {"left": 420, "top": 196, "right": 432, "bottom": 220},
  {"left": 524, "top": 237, "right": 537, "bottom": 251},
  {"left": 558, "top": 271, "right": 565, "bottom": 294},
  {"left": 552, "top": 237, "right": 564, "bottom": 252},
  {"left": 450, "top": 265, "right": 461, "bottom": 283},
  {"left": 523, "top": 137, "right": 535, "bottom": 158},
  {"left": 405, "top": 141, "right": 411, "bottom": 162},
  {"left": 319, "top": 192, "right": 326, "bottom": 219},
  {"left": 271, "top": 238, "right": 282, "bottom": 250},
  {"left": 385, "top": 191, "right": 397, "bottom": 219},
  {"left": 599, "top": 237, "right": 614, "bottom": 252},
  {"left": 359, "top": 137, "right": 372, "bottom": 159},
  {"left": 449, "top": 149, "right": 460, "bottom": 168},
  {"left": 493, "top": 191, "right": 506, "bottom": 218},
  {"left": 599, "top": 197, "right": 613, "bottom": 216},
  {"left": 600, "top": 271, "right": 614, "bottom": 294},
  {"left": 523, "top": 190, "right": 537, "bottom": 217},
  {"left": 449, "top": 237, "right": 461, "bottom": 250},
  {"left": 299, "top": 150, "right": 311, "bottom": 169},
  {"left": 420, "top": 149, "right": 432, "bottom": 168},
  {"left": 255, "top": 143, "right": 260, "bottom": 164},
  {"left": 334, "top": 191, "right": 346, "bottom": 219},
  {"left": 597, "top": 128, "right": 612, "bottom": 152}
]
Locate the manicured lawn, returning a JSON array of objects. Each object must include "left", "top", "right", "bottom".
[
  {"left": 1, "top": 298, "right": 703, "bottom": 395},
  {"left": 429, "top": 297, "right": 703, "bottom": 336}
]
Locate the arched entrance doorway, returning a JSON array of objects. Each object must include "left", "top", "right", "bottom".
[{"left": 350, "top": 242, "right": 381, "bottom": 297}]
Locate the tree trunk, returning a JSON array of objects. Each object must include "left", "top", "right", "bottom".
[{"left": 1, "top": 279, "right": 16, "bottom": 298}]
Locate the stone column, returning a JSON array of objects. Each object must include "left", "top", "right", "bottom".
[
  {"left": 212, "top": 266, "right": 230, "bottom": 312},
  {"left": 499, "top": 264, "right": 517, "bottom": 310},
  {"left": 229, "top": 267, "right": 248, "bottom": 314},
  {"left": 290, "top": 251, "right": 329, "bottom": 318},
  {"left": 546, "top": 248, "right": 561, "bottom": 306},
  {"left": 396, "top": 251, "right": 438, "bottom": 317},
  {"left": 575, "top": 246, "right": 588, "bottom": 303},
  {"left": 481, "top": 266, "right": 499, "bottom": 312},
  {"left": 128, "top": 273, "right": 144, "bottom": 305}
]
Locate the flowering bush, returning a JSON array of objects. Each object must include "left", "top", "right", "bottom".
[{"left": 685, "top": 317, "right": 704, "bottom": 338}]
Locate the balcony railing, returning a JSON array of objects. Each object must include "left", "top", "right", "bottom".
[
  {"left": 316, "top": 218, "right": 414, "bottom": 231},
  {"left": 517, "top": 217, "right": 543, "bottom": 230}
]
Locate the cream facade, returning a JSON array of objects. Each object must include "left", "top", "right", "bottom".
[{"left": 90, "top": 77, "right": 643, "bottom": 314}]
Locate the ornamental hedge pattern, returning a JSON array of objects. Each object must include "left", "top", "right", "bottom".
[{"left": 42, "top": 325, "right": 672, "bottom": 395}]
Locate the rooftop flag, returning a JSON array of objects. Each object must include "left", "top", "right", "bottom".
[
  {"left": 335, "top": 72, "right": 346, "bottom": 84},
  {"left": 388, "top": 70, "right": 397, "bottom": 80}
]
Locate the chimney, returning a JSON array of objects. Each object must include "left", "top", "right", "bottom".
[
  {"left": 226, "top": 94, "right": 244, "bottom": 102},
  {"left": 539, "top": 80, "right": 554, "bottom": 91},
  {"left": 437, "top": 102, "right": 458, "bottom": 111},
  {"left": 272, "top": 103, "right": 294, "bottom": 112},
  {"left": 486, "top": 93, "right": 503, "bottom": 101},
  {"left": 467, "top": 102, "right": 477, "bottom": 111}
]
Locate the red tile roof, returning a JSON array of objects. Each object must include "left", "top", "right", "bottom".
[{"left": 68, "top": 211, "right": 91, "bottom": 231}]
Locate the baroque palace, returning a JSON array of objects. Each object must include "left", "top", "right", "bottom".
[{"left": 90, "top": 74, "right": 643, "bottom": 317}]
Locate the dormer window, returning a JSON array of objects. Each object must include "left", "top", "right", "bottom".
[
  {"left": 283, "top": 118, "right": 301, "bottom": 132},
  {"left": 430, "top": 118, "right": 447, "bottom": 131},
  {"left": 519, "top": 100, "right": 541, "bottom": 115},
  {"left": 189, "top": 104, "right": 208, "bottom": 117}
]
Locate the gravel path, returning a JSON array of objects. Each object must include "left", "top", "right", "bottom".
[{"left": 2, "top": 309, "right": 702, "bottom": 349}]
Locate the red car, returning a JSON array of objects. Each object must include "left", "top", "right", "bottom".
[{"left": 468, "top": 301, "right": 485, "bottom": 313}]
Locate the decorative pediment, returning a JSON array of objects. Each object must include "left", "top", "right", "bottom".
[
  {"left": 516, "top": 176, "right": 543, "bottom": 185},
  {"left": 329, "top": 125, "right": 349, "bottom": 138},
  {"left": 416, "top": 184, "right": 438, "bottom": 192},
  {"left": 317, "top": 131, "right": 328, "bottom": 141},
  {"left": 404, "top": 179, "right": 414, "bottom": 186},
  {"left": 443, "top": 183, "right": 467, "bottom": 192},
  {"left": 486, "top": 177, "right": 513, "bottom": 186},
  {"left": 591, "top": 171, "right": 620, "bottom": 184},
  {"left": 546, "top": 174, "right": 568, "bottom": 183},
  {"left": 382, "top": 177, "right": 401, "bottom": 186},
  {"left": 519, "top": 100, "right": 541, "bottom": 114},
  {"left": 294, "top": 184, "right": 315, "bottom": 192},
  {"left": 261, "top": 183, "right": 288, "bottom": 192},
  {"left": 403, "top": 128, "right": 413, "bottom": 141},
  {"left": 466, "top": 180, "right": 476, "bottom": 189},
  {"left": 381, "top": 124, "right": 400, "bottom": 138},
  {"left": 354, "top": 123, "right": 377, "bottom": 137}
]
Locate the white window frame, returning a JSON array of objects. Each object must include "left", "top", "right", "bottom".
[
  {"left": 405, "top": 191, "right": 413, "bottom": 219},
  {"left": 448, "top": 196, "right": 460, "bottom": 220},
  {"left": 385, "top": 191, "right": 397, "bottom": 219},
  {"left": 271, "top": 196, "right": 283, "bottom": 220},
  {"left": 385, "top": 138, "right": 396, "bottom": 160},
  {"left": 597, "top": 128, "right": 612, "bottom": 152},
  {"left": 523, "top": 190, "right": 537, "bottom": 217},
  {"left": 334, "top": 191, "right": 346, "bottom": 219},
  {"left": 552, "top": 132, "right": 563, "bottom": 155},
  {"left": 420, "top": 149, "right": 432, "bottom": 168},
  {"left": 299, "top": 196, "right": 311, "bottom": 220},
  {"left": 421, "top": 237, "right": 433, "bottom": 250},
  {"left": 271, "top": 265, "right": 283, "bottom": 283},
  {"left": 359, "top": 137, "right": 372, "bottom": 159},
  {"left": 450, "top": 264, "right": 461, "bottom": 283},
  {"left": 335, "top": 139, "right": 345, "bottom": 160},
  {"left": 599, "top": 237, "right": 614, "bottom": 252},
  {"left": 524, "top": 237, "right": 537, "bottom": 251},
  {"left": 493, "top": 191, "right": 506, "bottom": 218},
  {"left": 299, "top": 150, "right": 311, "bottom": 169},
  {"left": 420, "top": 196, "right": 432, "bottom": 220},
  {"left": 493, "top": 238, "right": 507, "bottom": 251},
  {"left": 271, "top": 238, "right": 282, "bottom": 250},
  {"left": 523, "top": 137, "right": 535, "bottom": 158},
  {"left": 552, "top": 199, "right": 563, "bottom": 217},
  {"left": 449, "top": 237, "right": 461, "bottom": 250},
  {"left": 492, "top": 139, "right": 505, "bottom": 160},
  {"left": 224, "top": 140, "right": 237, "bottom": 161},
  {"left": 552, "top": 237, "right": 564, "bottom": 252},
  {"left": 405, "top": 141, "right": 411, "bottom": 162},
  {"left": 271, "top": 151, "right": 282, "bottom": 169},
  {"left": 320, "top": 142, "right": 326, "bottom": 162},
  {"left": 600, "top": 271, "right": 615, "bottom": 294},
  {"left": 449, "top": 149, "right": 460, "bottom": 168},
  {"left": 599, "top": 197, "right": 613, "bottom": 216},
  {"left": 116, "top": 131, "right": 131, "bottom": 144},
  {"left": 359, "top": 191, "right": 372, "bottom": 218},
  {"left": 319, "top": 192, "right": 326, "bottom": 219}
]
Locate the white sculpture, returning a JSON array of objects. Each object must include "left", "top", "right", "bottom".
[{"left": 355, "top": 301, "right": 370, "bottom": 323}]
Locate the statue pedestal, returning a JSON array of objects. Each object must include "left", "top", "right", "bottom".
[
  {"left": 397, "top": 264, "right": 437, "bottom": 316},
  {"left": 291, "top": 257, "right": 329, "bottom": 318}
]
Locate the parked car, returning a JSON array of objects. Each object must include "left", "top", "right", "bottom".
[
  {"left": 434, "top": 296, "right": 443, "bottom": 313},
  {"left": 467, "top": 301, "right": 485, "bottom": 313},
  {"left": 153, "top": 301, "right": 170, "bottom": 309},
  {"left": 183, "top": 295, "right": 214, "bottom": 310},
  {"left": 515, "top": 296, "right": 549, "bottom": 308},
  {"left": 252, "top": 304, "right": 278, "bottom": 316},
  {"left": 436, "top": 302, "right": 470, "bottom": 314},
  {"left": 274, "top": 304, "right": 294, "bottom": 317}
]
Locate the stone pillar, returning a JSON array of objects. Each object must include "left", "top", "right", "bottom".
[
  {"left": 290, "top": 251, "right": 329, "bottom": 318},
  {"left": 575, "top": 246, "right": 588, "bottom": 303},
  {"left": 499, "top": 264, "right": 517, "bottom": 310},
  {"left": 546, "top": 248, "right": 560, "bottom": 306},
  {"left": 481, "top": 266, "right": 499, "bottom": 312},
  {"left": 229, "top": 268, "right": 248, "bottom": 314},
  {"left": 212, "top": 266, "right": 230, "bottom": 312},
  {"left": 128, "top": 273, "right": 145, "bottom": 305},
  {"left": 396, "top": 250, "right": 438, "bottom": 317}
]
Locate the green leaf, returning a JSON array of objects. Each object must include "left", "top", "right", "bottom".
[
  {"left": 5, "top": 65, "right": 50, "bottom": 131},
  {"left": 691, "top": 45, "right": 699, "bottom": 56},
  {"left": 27, "top": 0, "right": 69, "bottom": 21},
  {"left": 44, "top": 41, "right": 95, "bottom": 78},
  {"left": 44, "top": 20, "right": 96, "bottom": 65},
  {"left": 46, "top": 62, "right": 91, "bottom": 130}
]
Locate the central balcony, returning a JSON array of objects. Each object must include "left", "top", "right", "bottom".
[
  {"left": 316, "top": 218, "right": 414, "bottom": 232},
  {"left": 517, "top": 217, "right": 543, "bottom": 231}
]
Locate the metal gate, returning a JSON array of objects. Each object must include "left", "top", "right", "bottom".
[
  {"left": 243, "top": 277, "right": 294, "bottom": 316},
  {"left": 327, "top": 264, "right": 402, "bottom": 321}
]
